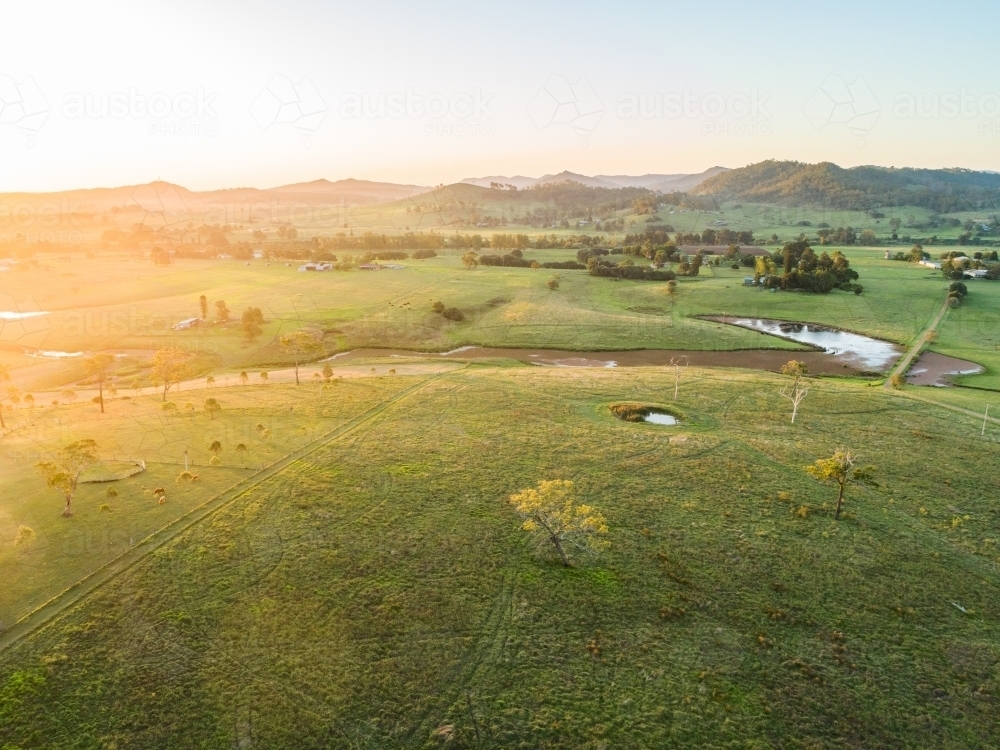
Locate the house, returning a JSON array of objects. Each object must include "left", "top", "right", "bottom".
[
  {"left": 380, "top": 263, "right": 405, "bottom": 270},
  {"left": 743, "top": 277, "right": 757, "bottom": 286},
  {"left": 173, "top": 318, "right": 201, "bottom": 331},
  {"left": 298, "top": 262, "right": 333, "bottom": 272},
  {"left": 919, "top": 260, "right": 941, "bottom": 269},
  {"left": 358, "top": 263, "right": 380, "bottom": 270},
  {"left": 965, "top": 269, "right": 988, "bottom": 279}
]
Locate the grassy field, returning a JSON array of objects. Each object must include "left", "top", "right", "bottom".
[
  {"left": 3, "top": 245, "right": 979, "bottom": 393},
  {"left": 0, "top": 376, "right": 416, "bottom": 625},
  {"left": 1, "top": 364, "right": 998, "bottom": 748}
]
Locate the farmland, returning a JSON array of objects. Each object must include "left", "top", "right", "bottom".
[
  {"left": 1, "top": 363, "right": 999, "bottom": 748},
  {"left": 2, "top": 225, "right": 1000, "bottom": 748}
]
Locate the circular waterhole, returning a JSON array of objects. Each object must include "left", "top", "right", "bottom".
[{"left": 610, "top": 403, "right": 681, "bottom": 426}]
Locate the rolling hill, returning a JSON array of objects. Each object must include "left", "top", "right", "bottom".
[{"left": 693, "top": 160, "right": 1000, "bottom": 213}]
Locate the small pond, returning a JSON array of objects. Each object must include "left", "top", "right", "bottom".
[{"left": 644, "top": 412, "right": 679, "bottom": 425}]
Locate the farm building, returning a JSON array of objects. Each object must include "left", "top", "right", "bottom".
[{"left": 172, "top": 318, "right": 201, "bottom": 331}]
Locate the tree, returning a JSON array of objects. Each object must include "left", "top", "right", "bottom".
[
  {"left": 209, "top": 440, "right": 222, "bottom": 457},
  {"left": 199, "top": 295, "right": 208, "bottom": 319},
  {"left": 280, "top": 330, "right": 324, "bottom": 385},
  {"left": 61, "top": 389, "right": 77, "bottom": 405},
  {"left": 805, "top": 450, "right": 875, "bottom": 520},
  {"left": 204, "top": 398, "right": 221, "bottom": 420},
  {"left": 259, "top": 371, "right": 269, "bottom": 383},
  {"left": 206, "top": 375, "right": 215, "bottom": 387},
  {"left": 780, "top": 360, "right": 810, "bottom": 424},
  {"left": 669, "top": 356, "right": 688, "bottom": 400},
  {"left": 150, "top": 348, "right": 190, "bottom": 401},
  {"left": 239, "top": 371, "right": 249, "bottom": 386},
  {"left": 83, "top": 353, "right": 116, "bottom": 413},
  {"left": 242, "top": 307, "right": 265, "bottom": 341},
  {"left": 235, "top": 442, "right": 249, "bottom": 467},
  {"left": 322, "top": 362, "right": 333, "bottom": 382},
  {"left": 508, "top": 479, "right": 609, "bottom": 567},
  {"left": 36, "top": 439, "right": 99, "bottom": 516},
  {"left": 215, "top": 299, "right": 230, "bottom": 323},
  {"left": 547, "top": 277, "right": 560, "bottom": 290},
  {"left": 462, "top": 251, "right": 479, "bottom": 269},
  {"left": 0, "top": 363, "right": 9, "bottom": 430}
]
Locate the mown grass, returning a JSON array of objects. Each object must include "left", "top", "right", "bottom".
[{"left": 1, "top": 366, "right": 997, "bottom": 748}]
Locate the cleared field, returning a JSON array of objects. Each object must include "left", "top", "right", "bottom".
[
  {"left": 0, "top": 365, "right": 998, "bottom": 748},
  {"left": 0, "top": 376, "right": 414, "bottom": 625}
]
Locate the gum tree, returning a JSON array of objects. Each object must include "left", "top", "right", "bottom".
[
  {"left": 509, "top": 479, "right": 609, "bottom": 567},
  {"left": 280, "top": 330, "right": 324, "bottom": 385},
  {"left": 805, "top": 450, "right": 876, "bottom": 520},
  {"left": 37, "top": 439, "right": 99, "bottom": 517},
  {"left": 84, "top": 353, "right": 116, "bottom": 413}
]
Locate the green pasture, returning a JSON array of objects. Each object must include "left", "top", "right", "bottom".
[
  {"left": 1, "top": 365, "right": 998, "bottom": 748},
  {"left": 0, "top": 376, "right": 411, "bottom": 625}
]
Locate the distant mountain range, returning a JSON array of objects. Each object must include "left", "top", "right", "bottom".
[
  {"left": 693, "top": 161, "right": 1000, "bottom": 212},
  {"left": 0, "top": 178, "right": 432, "bottom": 211},
  {"left": 460, "top": 167, "right": 728, "bottom": 193}
]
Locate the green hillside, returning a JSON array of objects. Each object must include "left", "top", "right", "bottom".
[{"left": 693, "top": 160, "right": 1000, "bottom": 213}]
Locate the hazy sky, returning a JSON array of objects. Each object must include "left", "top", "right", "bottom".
[{"left": 2, "top": 0, "right": 999, "bottom": 191}]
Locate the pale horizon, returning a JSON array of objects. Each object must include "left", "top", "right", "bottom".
[{"left": 4, "top": 0, "right": 1000, "bottom": 192}]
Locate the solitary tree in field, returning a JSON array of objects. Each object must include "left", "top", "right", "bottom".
[
  {"left": 61, "top": 389, "right": 77, "bottom": 405},
  {"left": 204, "top": 398, "right": 221, "bottom": 420},
  {"left": 242, "top": 307, "right": 265, "bottom": 341},
  {"left": 235, "top": 442, "right": 248, "bottom": 467},
  {"left": 215, "top": 299, "right": 230, "bottom": 323},
  {"left": 150, "top": 348, "right": 190, "bottom": 401},
  {"left": 508, "top": 479, "right": 609, "bottom": 567},
  {"left": 669, "top": 356, "right": 688, "bottom": 400},
  {"left": 209, "top": 440, "right": 222, "bottom": 457},
  {"left": 83, "top": 353, "right": 116, "bottom": 413},
  {"left": 36, "top": 439, "right": 99, "bottom": 516},
  {"left": 280, "top": 330, "right": 324, "bottom": 385},
  {"left": 0, "top": 364, "right": 9, "bottom": 429},
  {"left": 259, "top": 371, "right": 269, "bottom": 383},
  {"left": 239, "top": 371, "right": 249, "bottom": 386},
  {"left": 322, "top": 362, "right": 333, "bottom": 382},
  {"left": 780, "top": 360, "right": 810, "bottom": 424},
  {"left": 462, "top": 251, "right": 479, "bottom": 269},
  {"left": 206, "top": 375, "right": 215, "bottom": 387},
  {"left": 805, "top": 450, "right": 876, "bottom": 520}
]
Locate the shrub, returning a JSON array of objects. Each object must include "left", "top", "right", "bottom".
[
  {"left": 442, "top": 307, "right": 464, "bottom": 321},
  {"left": 412, "top": 248, "right": 437, "bottom": 259},
  {"left": 209, "top": 456, "right": 221, "bottom": 466},
  {"left": 431, "top": 300, "right": 445, "bottom": 313},
  {"left": 105, "top": 486, "right": 119, "bottom": 498},
  {"left": 547, "top": 278, "right": 559, "bottom": 290}
]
